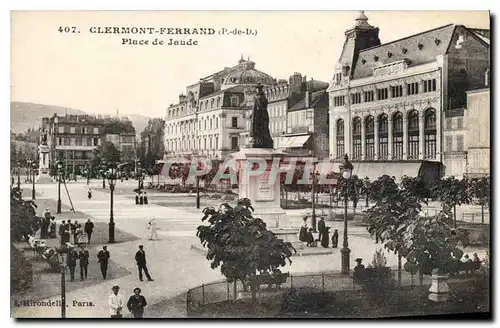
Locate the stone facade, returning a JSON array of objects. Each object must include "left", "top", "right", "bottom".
[
  {"left": 328, "top": 11, "right": 489, "bottom": 180},
  {"left": 465, "top": 88, "right": 490, "bottom": 178}
]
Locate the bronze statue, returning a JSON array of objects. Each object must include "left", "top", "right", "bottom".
[{"left": 248, "top": 84, "right": 274, "bottom": 148}]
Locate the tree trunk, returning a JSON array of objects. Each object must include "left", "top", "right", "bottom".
[
  {"left": 481, "top": 203, "right": 484, "bottom": 224},
  {"left": 398, "top": 254, "right": 402, "bottom": 286},
  {"left": 453, "top": 204, "right": 457, "bottom": 229},
  {"left": 285, "top": 190, "right": 288, "bottom": 209},
  {"left": 251, "top": 274, "right": 257, "bottom": 316}
]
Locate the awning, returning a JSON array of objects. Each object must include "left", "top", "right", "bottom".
[{"left": 278, "top": 135, "right": 311, "bottom": 148}]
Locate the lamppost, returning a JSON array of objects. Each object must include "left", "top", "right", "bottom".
[
  {"left": 31, "top": 161, "right": 36, "bottom": 200},
  {"left": 137, "top": 161, "right": 141, "bottom": 190},
  {"left": 107, "top": 162, "right": 117, "bottom": 243},
  {"left": 85, "top": 164, "right": 90, "bottom": 186},
  {"left": 340, "top": 154, "right": 353, "bottom": 275},
  {"left": 100, "top": 160, "right": 107, "bottom": 189},
  {"left": 311, "top": 159, "right": 320, "bottom": 232},
  {"left": 57, "top": 249, "right": 67, "bottom": 318},
  {"left": 27, "top": 159, "right": 32, "bottom": 183},
  {"left": 57, "top": 159, "right": 63, "bottom": 214},
  {"left": 17, "top": 161, "right": 21, "bottom": 189}
]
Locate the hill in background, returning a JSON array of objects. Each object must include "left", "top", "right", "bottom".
[{"left": 10, "top": 102, "right": 151, "bottom": 137}]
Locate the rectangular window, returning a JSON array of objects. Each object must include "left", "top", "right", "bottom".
[
  {"left": 215, "top": 136, "right": 219, "bottom": 149},
  {"left": 351, "top": 93, "right": 362, "bottom": 104},
  {"left": 58, "top": 127, "right": 64, "bottom": 134},
  {"left": 93, "top": 138, "right": 99, "bottom": 146},
  {"left": 353, "top": 138, "right": 362, "bottom": 160},
  {"left": 232, "top": 117, "right": 238, "bottom": 128},
  {"left": 424, "top": 134, "right": 436, "bottom": 159},
  {"left": 391, "top": 85, "right": 403, "bottom": 98},
  {"left": 231, "top": 96, "right": 240, "bottom": 107},
  {"left": 231, "top": 136, "right": 238, "bottom": 150},
  {"left": 445, "top": 136, "right": 453, "bottom": 152},
  {"left": 393, "top": 136, "right": 403, "bottom": 160},
  {"left": 407, "top": 82, "right": 419, "bottom": 95},
  {"left": 457, "top": 117, "right": 463, "bottom": 129},
  {"left": 423, "top": 79, "right": 437, "bottom": 93},
  {"left": 377, "top": 88, "right": 389, "bottom": 100},
  {"left": 70, "top": 127, "right": 75, "bottom": 134},
  {"left": 335, "top": 73, "right": 342, "bottom": 85},
  {"left": 456, "top": 135, "right": 464, "bottom": 151},
  {"left": 366, "top": 137, "right": 375, "bottom": 160},
  {"left": 364, "top": 91, "right": 374, "bottom": 102},
  {"left": 333, "top": 96, "right": 345, "bottom": 107},
  {"left": 408, "top": 135, "right": 419, "bottom": 159},
  {"left": 58, "top": 137, "right": 62, "bottom": 145},
  {"left": 379, "top": 137, "right": 388, "bottom": 159},
  {"left": 93, "top": 127, "right": 99, "bottom": 134},
  {"left": 336, "top": 139, "right": 344, "bottom": 159}
]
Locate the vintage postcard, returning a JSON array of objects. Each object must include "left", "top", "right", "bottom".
[{"left": 10, "top": 10, "right": 490, "bottom": 319}]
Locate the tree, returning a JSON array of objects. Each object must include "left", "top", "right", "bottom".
[
  {"left": 470, "top": 176, "right": 491, "bottom": 224},
  {"left": 137, "top": 118, "right": 165, "bottom": 169},
  {"left": 11, "top": 187, "right": 41, "bottom": 241},
  {"left": 90, "top": 141, "right": 121, "bottom": 174},
  {"left": 196, "top": 198, "right": 296, "bottom": 303},
  {"left": 431, "top": 176, "right": 472, "bottom": 228},
  {"left": 400, "top": 175, "right": 429, "bottom": 204}
]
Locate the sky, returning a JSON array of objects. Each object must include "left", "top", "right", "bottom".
[{"left": 10, "top": 10, "right": 490, "bottom": 118}]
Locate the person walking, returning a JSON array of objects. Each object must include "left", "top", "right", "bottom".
[
  {"left": 321, "top": 226, "right": 330, "bottom": 248},
  {"left": 97, "top": 245, "right": 110, "bottom": 279},
  {"left": 298, "top": 216, "right": 308, "bottom": 243},
  {"left": 78, "top": 245, "right": 89, "bottom": 281},
  {"left": 88, "top": 188, "right": 92, "bottom": 200},
  {"left": 127, "top": 287, "right": 147, "bottom": 318},
  {"left": 143, "top": 192, "right": 148, "bottom": 205},
  {"left": 331, "top": 229, "right": 339, "bottom": 248},
  {"left": 139, "top": 192, "right": 144, "bottom": 205},
  {"left": 317, "top": 216, "right": 326, "bottom": 244},
  {"left": 41, "top": 209, "right": 51, "bottom": 239},
  {"left": 84, "top": 219, "right": 94, "bottom": 244},
  {"left": 135, "top": 245, "right": 154, "bottom": 281},
  {"left": 49, "top": 217, "right": 57, "bottom": 238},
  {"left": 135, "top": 192, "right": 140, "bottom": 205},
  {"left": 59, "top": 220, "right": 66, "bottom": 245},
  {"left": 147, "top": 218, "right": 158, "bottom": 241},
  {"left": 109, "top": 286, "right": 124, "bottom": 319},
  {"left": 67, "top": 247, "right": 79, "bottom": 282}
]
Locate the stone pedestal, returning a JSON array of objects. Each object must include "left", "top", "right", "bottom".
[
  {"left": 428, "top": 273, "right": 450, "bottom": 302},
  {"left": 36, "top": 144, "right": 54, "bottom": 183},
  {"left": 230, "top": 148, "right": 303, "bottom": 250}
]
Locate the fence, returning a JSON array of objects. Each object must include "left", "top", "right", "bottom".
[{"left": 186, "top": 270, "right": 429, "bottom": 316}]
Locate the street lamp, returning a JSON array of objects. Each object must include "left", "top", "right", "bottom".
[
  {"left": 107, "top": 162, "right": 117, "bottom": 243},
  {"left": 57, "top": 249, "right": 68, "bottom": 318},
  {"left": 57, "top": 159, "right": 63, "bottom": 214},
  {"left": 363, "top": 176, "right": 370, "bottom": 208},
  {"left": 100, "top": 160, "right": 107, "bottom": 189},
  {"left": 311, "top": 163, "right": 320, "bottom": 232},
  {"left": 31, "top": 161, "right": 36, "bottom": 200},
  {"left": 340, "top": 154, "right": 353, "bottom": 275},
  {"left": 27, "top": 159, "right": 32, "bottom": 183},
  {"left": 17, "top": 161, "right": 21, "bottom": 189}
]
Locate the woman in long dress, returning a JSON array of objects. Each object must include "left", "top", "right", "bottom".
[{"left": 148, "top": 218, "right": 158, "bottom": 240}]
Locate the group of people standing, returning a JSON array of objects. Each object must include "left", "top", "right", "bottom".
[
  {"left": 135, "top": 191, "right": 149, "bottom": 205},
  {"left": 299, "top": 216, "right": 339, "bottom": 248},
  {"left": 65, "top": 244, "right": 90, "bottom": 282},
  {"left": 41, "top": 209, "right": 56, "bottom": 239},
  {"left": 58, "top": 218, "right": 95, "bottom": 245}
]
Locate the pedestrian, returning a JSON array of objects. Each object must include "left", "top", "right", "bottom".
[
  {"left": 97, "top": 245, "right": 110, "bottom": 279},
  {"left": 298, "top": 216, "right": 308, "bottom": 243},
  {"left": 67, "top": 247, "right": 79, "bottom": 282},
  {"left": 143, "top": 192, "right": 148, "bottom": 205},
  {"left": 66, "top": 220, "right": 73, "bottom": 244},
  {"left": 59, "top": 220, "right": 66, "bottom": 245},
  {"left": 353, "top": 258, "right": 366, "bottom": 282},
  {"left": 135, "top": 245, "right": 154, "bottom": 281},
  {"left": 84, "top": 218, "right": 94, "bottom": 244},
  {"left": 331, "top": 229, "right": 339, "bottom": 248},
  {"left": 317, "top": 216, "right": 326, "bottom": 244},
  {"left": 88, "top": 188, "right": 92, "bottom": 200},
  {"left": 147, "top": 218, "right": 158, "bottom": 240},
  {"left": 49, "top": 217, "right": 57, "bottom": 238},
  {"left": 109, "top": 286, "right": 124, "bottom": 319},
  {"left": 139, "top": 192, "right": 144, "bottom": 205},
  {"left": 321, "top": 226, "right": 330, "bottom": 248},
  {"left": 127, "top": 287, "right": 147, "bottom": 318},
  {"left": 42, "top": 208, "right": 51, "bottom": 239},
  {"left": 78, "top": 245, "right": 89, "bottom": 281},
  {"left": 75, "top": 224, "right": 83, "bottom": 244},
  {"left": 135, "top": 192, "right": 140, "bottom": 205}
]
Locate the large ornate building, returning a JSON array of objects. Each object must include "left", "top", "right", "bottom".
[
  {"left": 164, "top": 57, "right": 275, "bottom": 160},
  {"left": 328, "top": 11, "right": 490, "bottom": 181}
]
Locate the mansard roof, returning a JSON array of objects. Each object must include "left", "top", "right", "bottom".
[{"left": 289, "top": 90, "right": 328, "bottom": 112}]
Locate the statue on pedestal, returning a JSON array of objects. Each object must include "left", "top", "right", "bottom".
[{"left": 248, "top": 84, "right": 274, "bottom": 149}]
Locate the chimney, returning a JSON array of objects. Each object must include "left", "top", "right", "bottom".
[
  {"left": 305, "top": 80, "right": 312, "bottom": 108},
  {"left": 289, "top": 72, "right": 303, "bottom": 96},
  {"left": 179, "top": 94, "right": 186, "bottom": 103}
]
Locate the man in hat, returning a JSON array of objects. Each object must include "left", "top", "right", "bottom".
[
  {"left": 59, "top": 220, "right": 66, "bottom": 245},
  {"left": 97, "top": 245, "right": 110, "bottom": 279},
  {"left": 66, "top": 246, "right": 79, "bottom": 282},
  {"left": 84, "top": 218, "right": 94, "bottom": 244},
  {"left": 353, "top": 258, "right": 366, "bottom": 282},
  {"left": 79, "top": 245, "right": 90, "bottom": 281},
  {"left": 127, "top": 287, "right": 148, "bottom": 318},
  {"left": 135, "top": 245, "right": 154, "bottom": 281},
  {"left": 109, "top": 285, "right": 124, "bottom": 318}
]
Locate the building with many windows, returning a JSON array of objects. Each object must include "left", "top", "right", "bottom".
[
  {"left": 39, "top": 114, "right": 136, "bottom": 175},
  {"left": 328, "top": 11, "right": 489, "bottom": 181},
  {"left": 164, "top": 57, "right": 276, "bottom": 160}
]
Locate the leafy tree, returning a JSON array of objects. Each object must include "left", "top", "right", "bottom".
[
  {"left": 196, "top": 198, "right": 296, "bottom": 302},
  {"left": 11, "top": 187, "right": 41, "bottom": 241},
  {"left": 137, "top": 118, "right": 165, "bottom": 169},
  {"left": 470, "top": 176, "right": 491, "bottom": 224},
  {"left": 431, "top": 176, "right": 472, "bottom": 228},
  {"left": 400, "top": 175, "right": 429, "bottom": 204},
  {"left": 90, "top": 141, "right": 121, "bottom": 175}
]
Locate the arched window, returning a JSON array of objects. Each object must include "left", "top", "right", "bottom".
[
  {"left": 365, "top": 116, "right": 375, "bottom": 160},
  {"left": 378, "top": 114, "right": 389, "bottom": 159},
  {"left": 352, "top": 117, "right": 362, "bottom": 159},
  {"left": 216, "top": 97, "right": 220, "bottom": 108},
  {"left": 336, "top": 119, "right": 345, "bottom": 159},
  {"left": 211, "top": 99, "right": 214, "bottom": 109},
  {"left": 392, "top": 112, "right": 403, "bottom": 160},
  {"left": 407, "top": 110, "right": 419, "bottom": 159},
  {"left": 216, "top": 117, "right": 219, "bottom": 128},
  {"left": 210, "top": 118, "right": 213, "bottom": 130},
  {"left": 424, "top": 108, "right": 437, "bottom": 159}
]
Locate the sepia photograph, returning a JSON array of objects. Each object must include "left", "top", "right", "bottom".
[{"left": 9, "top": 10, "right": 491, "bottom": 319}]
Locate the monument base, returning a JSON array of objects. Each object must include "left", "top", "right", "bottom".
[{"left": 36, "top": 170, "right": 54, "bottom": 184}]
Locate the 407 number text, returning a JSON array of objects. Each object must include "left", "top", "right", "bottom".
[{"left": 58, "top": 26, "right": 80, "bottom": 33}]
